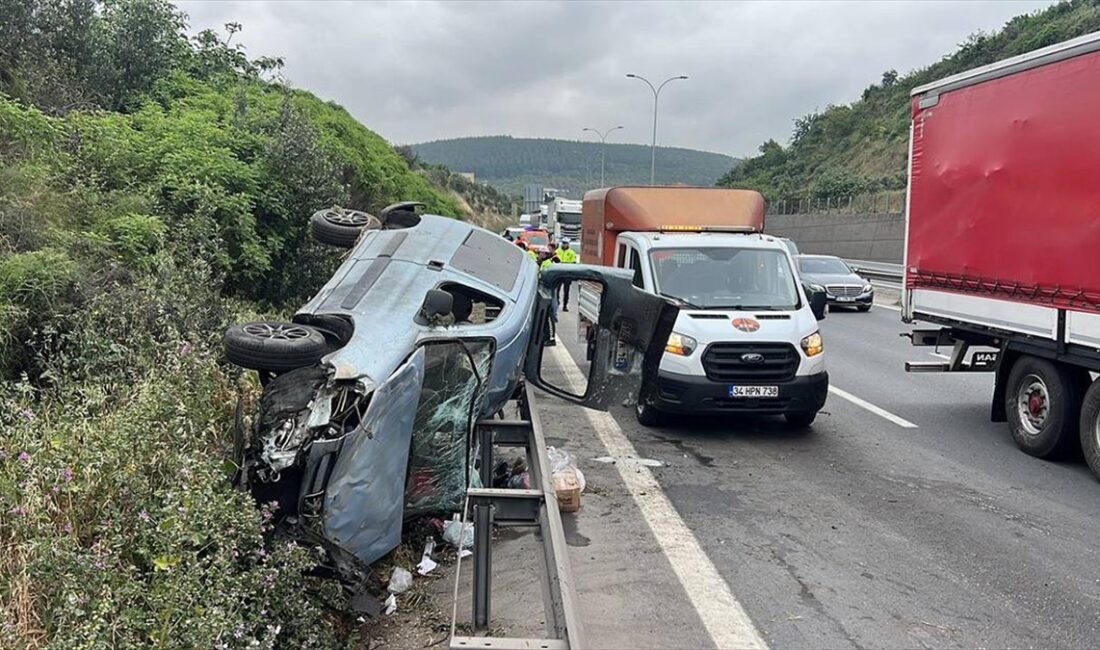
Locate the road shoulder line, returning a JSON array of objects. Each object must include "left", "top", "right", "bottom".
[{"left": 828, "top": 385, "right": 918, "bottom": 428}]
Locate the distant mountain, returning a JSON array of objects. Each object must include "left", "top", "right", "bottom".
[{"left": 411, "top": 136, "right": 738, "bottom": 198}]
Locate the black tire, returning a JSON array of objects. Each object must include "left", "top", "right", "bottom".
[
  {"left": 785, "top": 411, "right": 817, "bottom": 428},
  {"left": 857, "top": 304, "right": 871, "bottom": 312},
  {"left": 310, "top": 208, "right": 378, "bottom": 247},
  {"left": 635, "top": 401, "right": 665, "bottom": 427},
  {"left": 1004, "top": 356, "right": 1082, "bottom": 459},
  {"left": 224, "top": 321, "right": 327, "bottom": 372},
  {"left": 1079, "top": 379, "right": 1100, "bottom": 481}
]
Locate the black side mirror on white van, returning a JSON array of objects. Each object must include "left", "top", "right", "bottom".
[{"left": 806, "top": 284, "right": 827, "bottom": 321}]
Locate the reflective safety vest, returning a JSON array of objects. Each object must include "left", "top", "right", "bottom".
[
  {"left": 540, "top": 258, "right": 555, "bottom": 272},
  {"left": 556, "top": 247, "right": 578, "bottom": 264},
  {"left": 528, "top": 250, "right": 539, "bottom": 261}
]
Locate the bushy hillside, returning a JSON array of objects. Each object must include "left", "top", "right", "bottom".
[
  {"left": 719, "top": 0, "right": 1100, "bottom": 201},
  {"left": 0, "top": 1, "right": 461, "bottom": 646},
  {"left": 413, "top": 135, "right": 737, "bottom": 197}
]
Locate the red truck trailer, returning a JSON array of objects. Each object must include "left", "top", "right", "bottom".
[{"left": 903, "top": 32, "right": 1100, "bottom": 478}]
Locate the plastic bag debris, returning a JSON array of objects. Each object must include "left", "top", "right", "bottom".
[
  {"left": 442, "top": 514, "right": 474, "bottom": 549},
  {"left": 417, "top": 539, "right": 438, "bottom": 575},
  {"left": 493, "top": 457, "right": 530, "bottom": 489},
  {"left": 547, "top": 446, "right": 585, "bottom": 512},
  {"left": 384, "top": 593, "right": 397, "bottom": 616},
  {"left": 388, "top": 566, "right": 413, "bottom": 594},
  {"left": 548, "top": 446, "right": 586, "bottom": 492}
]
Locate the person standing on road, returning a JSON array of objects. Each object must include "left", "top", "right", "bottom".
[
  {"left": 556, "top": 239, "right": 578, "bottom": 311},
  {"left": 539, "top": 251, "right": 561, "bottom": 344}
]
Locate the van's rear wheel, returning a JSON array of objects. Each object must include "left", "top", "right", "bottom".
[
  {"left": 1005, "top": 356, "right": 1081, "bottom": 459},
  {"left": 1079, "top": 379, "right": 1100, "bottom": 480},
  {"left": 310, "top": 208, "right": 378, "bottom": 247}
]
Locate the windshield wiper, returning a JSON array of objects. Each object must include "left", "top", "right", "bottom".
[{"left": 658, "top": 292, "right": 702, "bottom": 310}]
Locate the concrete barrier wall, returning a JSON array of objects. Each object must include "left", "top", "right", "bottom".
[{"left": 765, "top": 213, "right": 904, "bottom": 263}]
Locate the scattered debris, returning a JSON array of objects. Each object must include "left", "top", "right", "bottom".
[
  {"left": 493, "top": 457, "right": 530, "bottom": 489},
  {"left": 548, "top": 446, "right": 585, "bottom": 512},
  {"left": 417, "top": 539, "right": 438, "bottom": 575},
  {"left": 384, "top": 593, "right": 398, "bottom": 616},
  {"left": 388, "top": 566, "right": 413, "bottom": 594},
  {"left": 442, "top": 515, "right": 474, "bottom": 549},
  {"left": 593, "top": 455, "right": 663, "bottom": 467}
]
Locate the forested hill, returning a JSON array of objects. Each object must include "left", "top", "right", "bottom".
[
  {"left": 412, "top": 135, "right": 737, "bottom": 197},
  {"left": 719, "top": 0, "right": 1100, "bottom": 201}
]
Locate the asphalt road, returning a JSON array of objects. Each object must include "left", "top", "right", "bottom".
[{"left": 537, "top": 298, "right": 1100, "bottom": 649}]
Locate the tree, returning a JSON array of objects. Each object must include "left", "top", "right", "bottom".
[{"left": 881, "top": 69, "right": 898, "bottom": 87}]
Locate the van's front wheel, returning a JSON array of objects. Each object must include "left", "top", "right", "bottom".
[
  {"left": 785, "top": 411, "right": 817, "bottom": 428},
  {"left": 635, "top": 401, "right": 665, "bottom": 427}
]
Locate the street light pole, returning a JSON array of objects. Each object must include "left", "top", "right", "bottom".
[
  {"left": 582, "top": 125, "right": 624, "bottom": 187},
  {"left": 626, "top": 73, "right": 688, "bottom": 185}
]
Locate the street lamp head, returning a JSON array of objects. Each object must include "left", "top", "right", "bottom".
[
  {"left": 678, "top": 75, "right": 689, "bottom": 80},
  {"left": 626, "top": 73, "right": 637, "bottom": 78}
]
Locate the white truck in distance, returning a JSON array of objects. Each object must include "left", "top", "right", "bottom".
[
  {"left": 546, "top": 198, "right": 583, "bottom": 246},
  {"left": 577, "top": 186, "right": 830, "bottom": 427}
]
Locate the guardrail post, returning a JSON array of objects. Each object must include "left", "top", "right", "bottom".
[{"left": 472, "top": 499, "right": 493, "bottom": 631}]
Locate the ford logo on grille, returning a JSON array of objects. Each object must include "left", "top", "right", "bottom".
[{"left": 741, "top": 352, "right": 765, "bottom": 364}]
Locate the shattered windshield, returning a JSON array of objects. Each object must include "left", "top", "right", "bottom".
[
  {"left": 650, "top": 247, "right": 800, "bottom": 310},
  {"left": 405, "top": 340, "right": 493, "bottom": 515}
]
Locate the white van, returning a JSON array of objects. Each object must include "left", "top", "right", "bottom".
[{"left": 582, "top": 230, "right": 828, "bottom": 427}]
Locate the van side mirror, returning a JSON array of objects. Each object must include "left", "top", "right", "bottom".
[{"left": 806, "top": 284, "right": 827, "bottom": 321}]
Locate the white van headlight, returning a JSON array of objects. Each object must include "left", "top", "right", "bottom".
[
  {"left": 801, "top": 331, "right": 824, "bottom": 357},
  {"left": 665, "top": 332, "right": 697, "bottom": 356}
]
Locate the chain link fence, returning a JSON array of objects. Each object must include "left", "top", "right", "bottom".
[{"left": 767, "top": 191, "right": 906, "bottom": 216}]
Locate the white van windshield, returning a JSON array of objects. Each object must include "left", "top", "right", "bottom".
[{"left": 650, "top": 247, "right": 800, "bottom": 310}]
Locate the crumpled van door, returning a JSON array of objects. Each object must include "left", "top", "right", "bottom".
[{"left": 322, "top": 347, "right": 425, "bottom": 565}]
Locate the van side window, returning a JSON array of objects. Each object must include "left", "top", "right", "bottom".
[
  {"left": 628, "top": 249, "right": 644, "bottom": 288},
  {"left": 616, "top": 243, "right": 628, "bottom": 268}
]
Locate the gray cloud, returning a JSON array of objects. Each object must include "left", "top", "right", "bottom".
[{"left": 177, "top": 0, "right": 1053, "bottom": 157}]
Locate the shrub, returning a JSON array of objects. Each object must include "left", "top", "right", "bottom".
[
  {"left": 0, "top": 250, "right": 77, "bottom": 314},
  {"left": 93, "top": 213, "right": 168, "bottom": 268}
]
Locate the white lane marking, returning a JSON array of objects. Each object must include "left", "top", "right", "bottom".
[
  {"left": 874, "top": 302, "right": 901, "bottom": 312},
  {"left": 929, "top": 352, "right": 950, "bottom": 360},
  {"left": 828, "top": 385, "right": 918, "bottom": 428},
  {"left": 547, "top": 344, "right": 768, "bottom": 650}
]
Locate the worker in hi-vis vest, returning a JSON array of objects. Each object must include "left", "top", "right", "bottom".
[{"left": 556, "top": 239, "right": 578, "bottom": 311}]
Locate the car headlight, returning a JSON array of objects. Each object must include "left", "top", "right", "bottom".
[
  {"left": 801, "top": 331, "right": 824, "bottom": 357},
  {"left": 862, "top": 284, "right": 873, "bottom": 294},
  {"left": 665, "top": 332, "right": 697, "bottom": 356}
]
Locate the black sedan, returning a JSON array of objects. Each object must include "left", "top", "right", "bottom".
[{"left": 796, "top": 255, "right": 874, "bottom": 311}]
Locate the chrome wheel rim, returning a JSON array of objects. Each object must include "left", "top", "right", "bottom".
[
  {"left": 243, "top": 323, "right": 311, "bottom": 341},
  {"left": 324, "top": 209, "right": 372, "bottom": 227},
  {"left": 1016, "top": 374, "right": 1050, "bottom": 435}
]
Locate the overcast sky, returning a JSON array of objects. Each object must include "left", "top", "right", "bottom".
[{"left": 178, "top": 0, "right": 1054, "bottom": 158}]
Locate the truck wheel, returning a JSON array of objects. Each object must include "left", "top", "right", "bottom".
[
  {"left": 310, "top": 208, "right": 378, "bottom": 247},
  {"left": 1004, "top": 356, "right": 1082, "bottom": 459},
  {"left": 635, "top": 401, "right": 664, "bottom": 427},
  {"left": 224, "top": 321, "right": 327, "bottom": 372},
  {"left": 785, "top": 411, "right": 817, "bottom": 428},
  {"left": 1079, "top": 379, "right": 1100, "bottom": 480}
]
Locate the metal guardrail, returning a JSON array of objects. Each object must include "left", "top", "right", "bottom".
[
  {"left": 450, "top": 382, "right": 583, "bottom": 650},
  {"left": 846, "top": 259, "right": 903, "bottom": 284}
]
